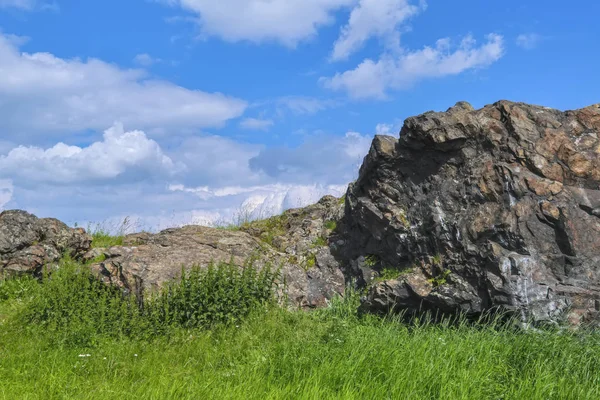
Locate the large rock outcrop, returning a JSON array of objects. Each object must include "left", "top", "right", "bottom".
[
  {"left": 84, "top": 196, "right": 345, "bottom": 309},
  {"left": 0, "top": 210, "right": 91, "bottom": 276},
  {"left": 340, "top": 101, "right": 600, "bottom": 325},
  {"left": 3, "top": 100, "right": 599, "bottom": 326}
]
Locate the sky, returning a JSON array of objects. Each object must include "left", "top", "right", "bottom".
[{"left": 0, "top": 0, "right": 598, "bottom": 231}]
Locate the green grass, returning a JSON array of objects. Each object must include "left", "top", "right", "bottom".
[
  {"left": 1, "top": 262, "right": 600, "bottom": 399},
  {"left": 90, "top": 231, "right": 124, "bottom": 248},
  {"left": 324, "top": 220, "right": 337, "bottom": 231},
  {"left": 364, "top": 254, "right": 379, "bottom": 268},
  {"left": 311, "top": 236, "right": 328, "bottom": 247},
  {"left": 87, "top": 223, "right": 126, "bottom": 248},
  {"left": 239, "top": 214, "right": 289, "bottom": 248},
  {"left": 373, "top": 266, "right": 414, "bottom": 283},
  {"left": 305, "top": 253, "right": 317, "bottom": 270}
]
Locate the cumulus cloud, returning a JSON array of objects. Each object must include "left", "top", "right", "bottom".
[
  {"left": 239, "top": 118, "right": 274, "bottom": 131},
  {"left": 331, "top": 0, "right": 423, "bottom": 61},
  {"left": 249, "top": 131, "right": 372, "bottom": 183},
  {"left": 175, "top": 135, "right": 263, "bottom": 187},
  {"left": 161, "top": 0, "right": 355, "bottom": 47},
  {"left": 322, "top": 34, "right": 504, "bottom": 99},
  {"left": 516, "top": 33, "right": 542, "bottom": 50},
  {"left": 3, "top": 124, "right": 371, "bottom": 229},
  {"left": 0, "top": 34, "right": 247, "bottom": 138},
  {"left": 375, "top": 123, "right": 393, "bottom": 135},
  {"left": 169, "top": 183, "right": 347, "bottom": 226},
  {"left": 0, "top": 123, "right": 178, "bottom": 185}
]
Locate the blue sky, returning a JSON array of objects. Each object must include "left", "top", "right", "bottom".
[{"left": 0, "top": 0, "right": 598, "bottom": 230}]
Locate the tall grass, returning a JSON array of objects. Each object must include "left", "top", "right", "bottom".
[
  {"left": 86, "top": 216, "right": 137, "bottom": 248},
  {"left": 1, "top": 262, "right": 600, "bottom": 399}
]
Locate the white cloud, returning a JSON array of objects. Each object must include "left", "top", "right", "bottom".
[
  {"left": 249, "top": 131, "right": 372, "bottom": 182},
  {"left": 0, "top": 123, "right": 178, "bottom": 185},
  {"left": 0, "top": 0, "right": 35, "bottom": 9},
  {"left": 322, "top": 34, "right": 504, "bottom": 99},
  {"left": 239, "top": 118, "right": 274, "bottom": 131},
  {"left": 175, "top": 135, "right": 263, "bottom": 187},
  {"left": 133, "top": 53, "right": 160, "bottom": 67},
  {"left": 0, "top": 34, "right": 247, "bottom": 138},
  {"left": 516, "top": 33, "right": 542, "bottom": 50},
  {"left": 276, "top": 96, "right": 340, "bottom": 115},
  {"left": 81, "top": 180, "right": 348, "bottom": 231},
  {"left": 375, "top": 123, "right": 393, "bottom": 135},
  {"left": 5, "top": 125, "right": 371, "bottom": 228},
  {"left": 163, "top": 0, "right": 355, "bottom": 47},
  {"left": 0, "top": 0, "right": 57, "bottom": 11},
  {"left": 0, "top": 180, "right": 13, "bottom": 210},
  {"left": 331, "top": 0, "right": 423, "bottom": 61},
  {"left": 169, "top": 182, "right": 347, "bottom": 225}
]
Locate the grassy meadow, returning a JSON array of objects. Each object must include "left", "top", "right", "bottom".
[{"left": 1, "top": 256, "right": 600, "bottom": 399}]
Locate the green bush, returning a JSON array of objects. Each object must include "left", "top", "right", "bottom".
[
  {"left": 19, "top": 257, "right": 279, "bottom": 345},
  {"left": 21, "top": 257, "right": 145, "bottom": 346},
  {"left": 146, "top": 261, "right": 279, "bottom": 330}
]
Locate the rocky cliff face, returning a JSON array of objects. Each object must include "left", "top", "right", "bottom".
[{"left": 340, "top": 101, "right": 600, "bottom": 326}]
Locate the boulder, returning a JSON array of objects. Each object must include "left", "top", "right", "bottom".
[
  {"left": 0, "top": 210, "right": 91, "bottom": 277},
  {"left": 84, "top": 196, "right": 345, "bottom": 309},
  {"left": 340, "top": 101, "right": 600, "bottom": 326}
]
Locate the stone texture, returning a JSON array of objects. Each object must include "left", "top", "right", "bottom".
[
  {"left": 0, "top": 210, "right": 91, "bottom": 276},
  {"left": 339, "top": 101, "right": 600, "bottom": 326},
  {"left": 84, "top": 196, "right": 345, "bottom": 309}
]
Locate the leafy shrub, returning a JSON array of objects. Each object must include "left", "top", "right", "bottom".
[
  {"left": 22, "top": 257, "right": 145, "bottom": 346},
  {"left": 146, "top": 261, "right": 279, "bottom": 330},
  {"left": 0, "top": 276, "right": 39, "bottom": 302},
  {"left": 20, "top": 257, "right": 279, "bottom": 345}
]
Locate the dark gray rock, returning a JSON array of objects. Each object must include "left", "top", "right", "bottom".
[{"left": 340, "top": 101, "right": 600, "bottom": 326}]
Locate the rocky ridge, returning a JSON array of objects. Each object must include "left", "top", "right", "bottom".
[{"left": 1, "top": 100, "right": 599, "bottom": 326}]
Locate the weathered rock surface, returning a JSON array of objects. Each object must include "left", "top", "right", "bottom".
[
  {"left": 0, "top": 210, "right": 91, "bottom": 276},
  {"left": 83, "top": 196, "right": 345, "bottom": 308},
  {"left": 340, "top": 101, "right": 600, "bottom": 325}
]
